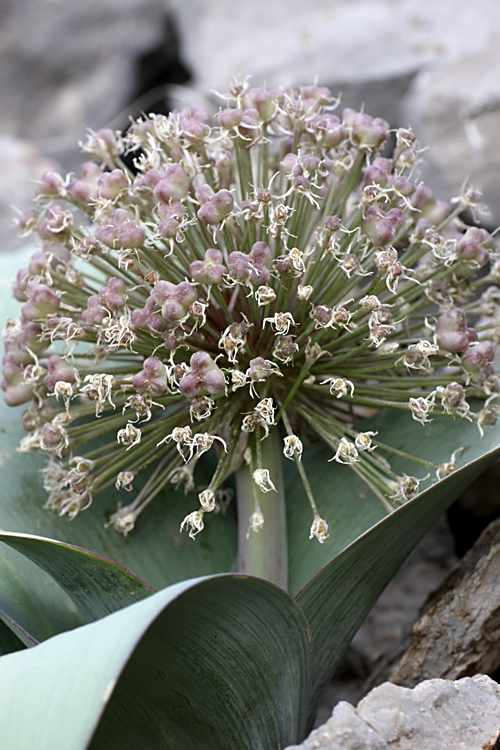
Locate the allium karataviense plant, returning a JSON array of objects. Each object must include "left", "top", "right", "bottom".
[{"left": 3, "top": 78, "right": 500, "bottom": 588}]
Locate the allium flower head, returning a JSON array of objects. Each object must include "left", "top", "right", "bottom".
[{"left": 4, "top": 78, "right": 500, "bottom": 540}]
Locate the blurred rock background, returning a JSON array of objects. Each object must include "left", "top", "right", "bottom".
[
  {"left": 2, "top": 0, "right": 500, "bottom": 252},
  {"left": 2, "top": 0, "right": 500, "bottom": 735}
]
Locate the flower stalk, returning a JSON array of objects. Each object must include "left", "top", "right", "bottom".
[{"left": 236, "top": 427, "right": 288, "bottom": 589}]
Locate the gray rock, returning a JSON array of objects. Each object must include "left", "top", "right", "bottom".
[
  {"left": 401, "top": 41, "right": 500, "bottom": 226},
  {"left": 171, "top": 0, "right": 500, "bottom": 122},
  {"left": 383, "top": 517, "right": 500, "bottom": 688},
  {"left": 0, "top": 0, "right": 167, "bottom": 143},
  {"left": 286, "top": 676, "right": 500, "bottom": 749}
]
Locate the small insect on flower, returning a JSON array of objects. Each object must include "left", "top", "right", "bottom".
[{"left": 3, "top": 76, "right": 498, "bottom": 548}]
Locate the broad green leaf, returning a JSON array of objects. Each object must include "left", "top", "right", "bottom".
[
  {"left": 0, "top": 575, "right": 312, "bottom": 750},
  {"left": 0, "top": 541, "right": 87, "bottom": 646},
  {"left": 287, "top": 406, "right": 500, "bottom": 594},
  {"left": 0, "top": 401, "right": 237, "bottom": 626},
  {"left": 0, "top": 531, "right": 153, "bottom": 622},
  {"left": 295, "top": 434, "right": 500, "bottom": 715}
]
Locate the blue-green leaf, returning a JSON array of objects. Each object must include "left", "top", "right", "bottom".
[{"left": 0, "top": 575, "right": 312, "bottom": 750}]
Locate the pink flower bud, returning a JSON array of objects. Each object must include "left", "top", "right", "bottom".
[
  {"left": 82, "top": 295, "right": 109, "bottom": 326},
  {"left": 18, "top": 207, "right": 39, "bottom": 234},
  {"left": 393, "top": 175, "right": 415, "bottom": 197},
  {"left": 412, "top": 185, "right": 451, "bottom": 225},
  {"left": 152, "top": 281, "right": 197, "bottom": 323},
  {"left": 22, "top": 283, "right": 60, "bottom": 321},
  {"left": 95, "top": 224, "right": 117, "bottom": 248},
  {"left": 98, "top": 169, "right": 128, "bottom": 199},
  {"left": 37, "top": 171, "right": 65, "bottom": 198},
  {"left": 436, "top": 308, "right": 469, "bottom": 353},
  {"left": 190, "top": 248, "right": 226, "bottom": 285},
  {"left": 44, "top": 355, "right": 77, "bottom": 390},
  {"left": 461, "top": 341, "right": 495, "bottom": 373},
  {"left": 273, "top": 335, "right": 299, "bottom": 362},
  {"left": 246, "top": 88, "right": 278, "bottom": 122},
  {"left": 309, "top": 113, "right": 346, "bottom": 148},
  {"left": 218, "top": 108, "right": 243, "bottom": 129},
  {"left": 38, "top": 205, "right": 74, "bottom": 241},
  {"left": 116, "top": 220, "right": 145, "bottom": 249},
  {"left": 227, "top": 251, "right": 252, "bottom": 283},
  {"left": 180, "top": 108, "right": 211, "bottom": 143},
  {"left": 41, "top": 422, "right": 64, "bottom": 450},
  {"left": 323, "top": 216, "right": 342, "bottom": 234},
  {"left": 386, "top": 207, "right": 407, "bottom": 233},
  {"left": 98, "top": 277, "right": 126, "bottom": 311},
  {"left": 234, "top": 108, "right": 261, "bottom": 146},
  {"left": 18, "top": 321, "right": 46, "bottom": 354},
  {"left": 158, "top": 219, "right": 179, "bottom": 239},
  {"left": 13, "top": 268, "right": 30, "bottom": 302},
  {"left": 197, "top": 189, "right": 234, "bottom": 224},
  {"left": 131, "top": 297, "right": 166, "bottom": 333},
  {"left": 133, "top": 357, "right": 169, "bottom": 397},
  {"left": 179, "top": 352, "right": 225, "bottom": 397},
  {"left": 363, "top": 157, "right": 392, "bottom": 187},
  {"left": 456, "top": 227, "right": 490, "bottom": 267},
  {"left": 142, "top": 169, "right": 165, "bottom": 188},
  {"left": 67, "top": 163, "right": 103, "bottom": 204},
  {"left": 301, "top": 85, "right": 331, "bottom": 103},
  {"left": 2, "top": 381, "right": 34, "bottom": 407},
  {"left": 158, "top": 202, "right": 185, "bottom": 221},
  {"left": 182, "top": 106, "right": 212, "bottom": 126},
  {"left": 195, "top": 184, "right": 215, "bottom": 204},
  {"left": 351, "top": 113, "right": 389, "bottom": 150},
  {"left": 249, "top": 241, "right": 271, "bottom": 285},
  {"left": 2, "top": 360, "right": 26, "bottom": 387},
  {"left": 3, "top": 338, "right": 32, "bottom": 367},
  {"left": 282, "top": 153, "right": 302, "bottom": 177},
  {"left": 153, "top": 164, "right": 190, "bottom": 203},
  {"left": 311, "top": 305, "right": 332, "bottom": 327},
  {"left": 112, "top": 208, "right": 133, "bottom": 224},
  {"left": 361, "top": 206, "right": 396, "bottom": 247}
]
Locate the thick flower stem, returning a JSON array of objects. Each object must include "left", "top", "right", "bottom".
[{"left": 236, "top": 429, "right": 288, "bottom": 590}]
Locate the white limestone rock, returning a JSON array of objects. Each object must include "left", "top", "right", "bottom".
[{"left": 286, "top": 676, "right": 500, "bottom": 750}]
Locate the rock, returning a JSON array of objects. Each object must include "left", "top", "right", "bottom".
[
  {"left": 401, "top": 41, "right": 500, "bottom": 227},
  {"left": 171, "top": 0, "right": 500, "bottom": 122},
  {"left": 0, "top": 0, "right": 167, "bottom": 142},
  {"left": 286, "top": 676, "right": 500, "bottom": 749},
  {"left": 381, "top": 517, "right": 500, "bottom": 688}
]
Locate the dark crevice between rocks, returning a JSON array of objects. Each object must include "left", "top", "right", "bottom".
[
  {"left": 117, "top": 12, "right": 192, "bottom": 174},
  {"left": 132, "top": 12, "right": 191, "bottom": 118},
  {"left": 447, "top": 461, "right": 500, "bottom": 557}
]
